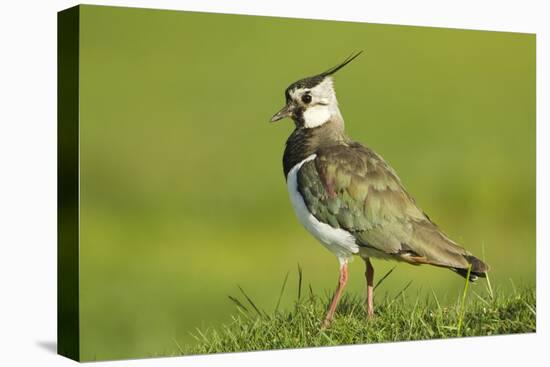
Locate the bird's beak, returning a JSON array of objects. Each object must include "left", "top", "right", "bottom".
[{"left": 270, "top": 104, "right": 293, "bottom": 123}]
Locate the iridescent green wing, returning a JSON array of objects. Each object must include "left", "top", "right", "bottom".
[{"left": 297, "top": 142, "right": 474, "bottom": 270}]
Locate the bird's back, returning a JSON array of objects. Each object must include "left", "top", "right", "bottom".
[{"left": 296, "top": 140, "right": 489, "bottom": 279}]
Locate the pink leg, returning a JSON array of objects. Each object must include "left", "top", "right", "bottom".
[
  {"left": 365, "top": 258, "right": 374, "bottom": 318},
  {"left": 322, "top": 261, "right": 349, "bottom": 329}
]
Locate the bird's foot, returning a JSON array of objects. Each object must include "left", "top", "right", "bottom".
[
  {"left": 365, "top": 303, "right": 375, "bottom": 320},
  {"left": 320, "top": 317, "right": 333, "bottom": 330}
]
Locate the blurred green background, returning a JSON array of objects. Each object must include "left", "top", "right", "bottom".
[{"left": 78, "top": 5, "right": 535, "bottom": 361}]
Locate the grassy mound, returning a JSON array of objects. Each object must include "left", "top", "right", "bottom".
[{"left": 183, "top": 271, "right": 535, "bottom": 355}]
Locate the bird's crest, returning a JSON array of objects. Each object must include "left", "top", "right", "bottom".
[{"left": 320, "top": 50, "right": 364, "bottom": 77}]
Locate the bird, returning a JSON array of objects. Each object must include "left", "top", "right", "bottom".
[{"left": 270, "top": 51, "right": 489, "bottom": 329}]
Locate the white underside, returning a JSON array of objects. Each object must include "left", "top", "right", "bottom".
[{"left": 287, "top": 154, "right": 360, "bottom": 265}]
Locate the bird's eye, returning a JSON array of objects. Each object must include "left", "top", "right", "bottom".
[{"left": 301, "top": 94, "right": 312, "bottom": 104}]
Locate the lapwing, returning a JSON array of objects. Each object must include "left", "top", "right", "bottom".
[{"left": 270, "top": 52, "right": 489, "bottom": 328}]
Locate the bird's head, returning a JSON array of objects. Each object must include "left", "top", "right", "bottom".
[{"left": 270, "top": 51, "right": 362, "bottom": 129}]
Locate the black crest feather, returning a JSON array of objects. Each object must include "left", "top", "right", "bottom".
[
  {"left": 284, "top": 51, "right": 364, "bottom": 100},
  {"left": 321, "top": 50, "right": 364, "bottom": 77}
]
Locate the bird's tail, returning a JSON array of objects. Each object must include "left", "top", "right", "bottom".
[{"left": 408, "top": 219, "right": 490, "bottom": 282}]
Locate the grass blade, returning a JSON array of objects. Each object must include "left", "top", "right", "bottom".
[
  {"left": 172, "top": 338, "right": 185, "bottom": 355},
  {"left": 456, "top": 264, "right": 472, "bottom": 336},
  {"left": 374, "top": 266, "right": 396, "bottom": 290},
  {"left": 274, "top": 271, "right": 290, "bottom": 313},
  {"left": 509, "top": 278, "right": 517, "bottom": 295},
  {"left": 430, "top": 287, "right": 441, "bottom": 311},
  {"left": 522, "top": 299, "right": 536, "bottom": 317},
  {"left": 238, "top": 285, "right": 264, "bottom": 317},
  {"left": 228, "top": 295, "right": 249, "bottom": 313},
  {"left": 320, "top": 331, "right": 336, "bottom": 345},
  {"left": 472, "top": 290, "right": 491, "bottom": 306},
  {"left": 395, "top": 280, "right": 413, "bottom": 299},
  {"left": 481, "top": 242, "right": 494, "bottom": 300},
  {"left": 297, "top": 263, "right": 303, "bottom": 302},
  {"left": 386, "top": 280, "right": 413, "bottom": 308}
]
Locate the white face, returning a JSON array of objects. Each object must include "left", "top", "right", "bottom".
[{"left": 289, "top": 77, "right": 341, "bottom": 128}]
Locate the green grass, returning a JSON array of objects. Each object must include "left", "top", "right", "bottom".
[{"left": 183, "top": 273, "right": 535, "bottom": 355}]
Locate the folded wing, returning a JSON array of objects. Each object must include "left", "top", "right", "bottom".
[{"left": 297, "top": 141, "right": 488, "bottom": 279}]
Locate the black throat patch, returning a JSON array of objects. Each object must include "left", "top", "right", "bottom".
[{"left": 282, "top": 120, "right": 347, "bottom": 179}]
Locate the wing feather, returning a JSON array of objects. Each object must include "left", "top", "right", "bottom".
[{"left": 297, "top": 141, "right": 478, "bottom": 271}]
